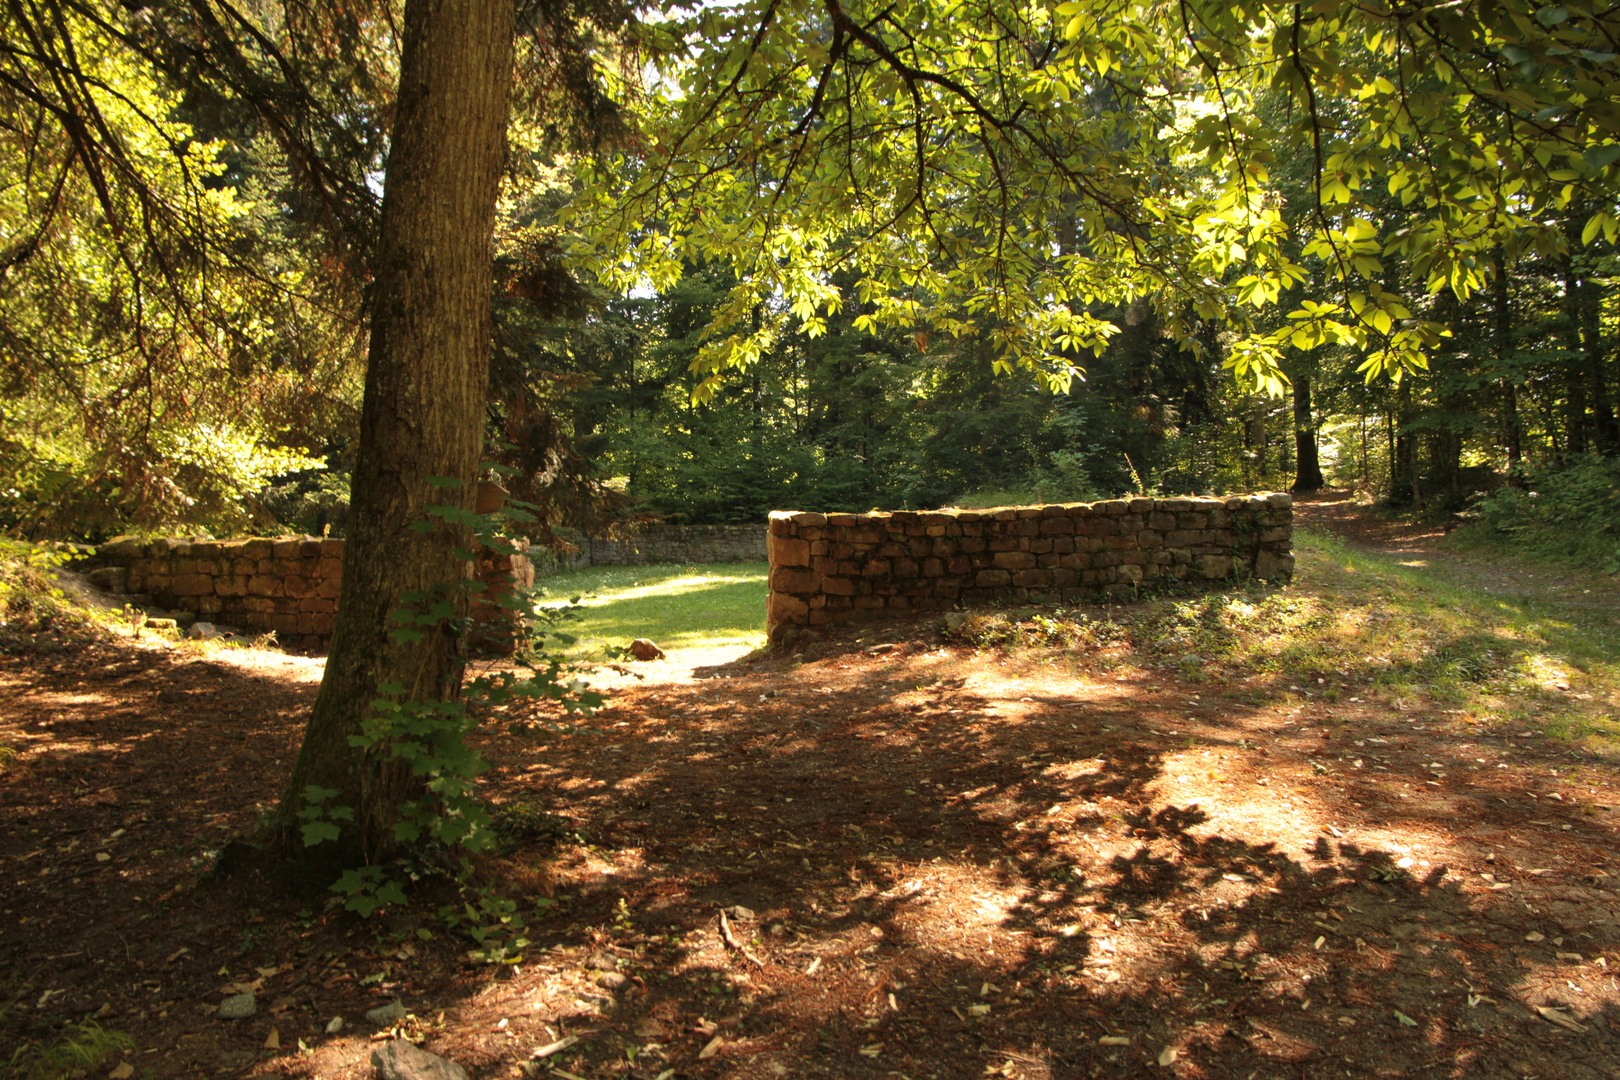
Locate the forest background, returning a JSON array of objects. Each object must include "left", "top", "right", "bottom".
[{"left": 2, "top": 0, "right": 1617, "bottom": 577}]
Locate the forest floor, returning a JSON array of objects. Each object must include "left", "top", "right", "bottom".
[{"left": 4, "top": 494, "right": 1620, "bottom": 1080}]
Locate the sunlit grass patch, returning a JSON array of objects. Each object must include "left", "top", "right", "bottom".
[
  {"left": 534, "top": 562, "right": 768, "bottom": 659},
  {"left": 940, "top": 526, "right": 1620, "bottom": 752}
]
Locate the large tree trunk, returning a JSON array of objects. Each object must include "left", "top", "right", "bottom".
[
  {"left": 277, "top": 0, "right": 516, "bottom": 863},
  {"left": 1290, "top": 373, "right": 1325, "bottom": 492}
]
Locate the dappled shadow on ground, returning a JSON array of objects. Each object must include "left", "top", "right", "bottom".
[
  {"left": 4, "top": 607, "right": 1620, "bottom": 1079},
  {"left": 461, "top": 624, "right": 1620, "bottom": 1080}
]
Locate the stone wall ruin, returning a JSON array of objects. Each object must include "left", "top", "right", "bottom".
[
  {"left": 766, "top": 493, "right": 1294, "bottom": 642},
  {"left": 77, "top": 537, "right": 533, "bottom": 653}
]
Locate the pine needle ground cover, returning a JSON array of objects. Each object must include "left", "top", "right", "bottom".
[{"left": 534, "top": 562, "right": 768, "bottom": 660}]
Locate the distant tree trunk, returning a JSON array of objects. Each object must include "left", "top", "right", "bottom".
[
  {"left": 276, "top": 0, "right": 516, "bottom": 863},
  {"left": 1291, "top": 374, "right": 1325, "bottom": 492},
  {"left": 1249, "top": 399, "right": 1268, "bottom": 483},
  {"left": 1491, "top": 247, "right": 1523, "bottom": 476},
  {"left": 1389, "top": 380, "right": 1421, "bottom": 507},
  {"left": 1577, "top": 265, "right": 1619, "bottom": 454},
  {"left": 1561, "top": 224, "right": 1592, "bottom": 457}
]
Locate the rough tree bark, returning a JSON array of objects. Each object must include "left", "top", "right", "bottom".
[{"left": 276, "top": 0, "right": 516, "bottom": 862}]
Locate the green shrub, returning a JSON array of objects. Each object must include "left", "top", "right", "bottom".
[
  {"left": 3, "top": 1020, "right": 133, "bottom": 1080},
  {"left": 1463, "top": 456, "right": 1620, "bottom": 573}
]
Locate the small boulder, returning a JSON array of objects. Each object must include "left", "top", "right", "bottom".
[
  {"left": 217, "top": 991, "right": 256, "bottom": 1020},
  {"left": 367, "top": 1000, "right": 408, "bottom": 1026},
  {"left": 372, "top": 1040, "right": 467, "bottom": 1080},
  {"left": 629, "top": 638, "right": 665, "bottom": 661},
  {"left": 186, "top": 621, "right": 218, "bottom": 640}
]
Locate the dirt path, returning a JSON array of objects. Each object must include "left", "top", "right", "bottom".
[
  {"left": 1293, "top": 488, "right": 1620, "bottom": 622},
  {"left": 4, "top": 520, "right": 1620, "bottom": 1080}
]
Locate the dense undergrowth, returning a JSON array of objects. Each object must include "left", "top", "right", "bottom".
[
  {"left": 0, "top": 542, "right": 108, "bottom": 656},
  {"left": 1453, "top": 455, "right": 1620, "bottom": 576}
]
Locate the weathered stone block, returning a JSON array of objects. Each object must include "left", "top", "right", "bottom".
[
  {"left": 1255, "top": 550, "right": 1295, "bottom": 579},
  {"left": 171, "top": 573, "right": 212, "bottom": 597},
  {"left": 1013, "top": 569, "right": 1052, "bottom": 587},
  {"left": 992, "top": 551, "right": 1037, "bottom": 570},
  {"left": 283, "top": 576, "right": 317, "bottom": 599},
  {"left": 768, "top": 534, "right": 812, "bottom": 567},
  {"left": 768, "top": 592, "right": 809, "bottom": 624},
  {"left": 247, "top": 574, "right": 284, "bottom": 597},
  {"left": 770, "top": 567, "right": 819, "bottom": 593},
  {"left": 976, "top": 569, "right": 1012, "bottom": 587}
]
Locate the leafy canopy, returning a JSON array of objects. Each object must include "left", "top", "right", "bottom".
[{"left": 574, "top": 0, "right": 1620, "bottom": 397}]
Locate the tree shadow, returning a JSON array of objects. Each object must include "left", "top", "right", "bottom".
[{"left": 462, "top": 640, "right": 1620, "bottom": 1079}]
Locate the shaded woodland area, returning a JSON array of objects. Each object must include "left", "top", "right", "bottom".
[{"left": 4, "top": 3, "right": 1620, "bottom": 1077}]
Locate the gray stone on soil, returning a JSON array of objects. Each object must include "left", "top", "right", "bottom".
[
  {"left": 943, "top": 612, "right": 970, "bottom": 635},
  {"left": 594, "top": 971, "right": 628, "bottom": 991},
  {"left": 584, "top": 951, "right": 618, "bottom": 971},
  {"left": 326, "top": 1016, "right": 345, "bottom": 1034},
  {"left": 372, "top": 1039, "right": 467, "bottom": 1080},
  {"left": 367, "top": 999, "right": 408, "bottom": 1026},
  {"left": 217, "top": 991, "right": 256, "bottom": 1019},
  {"left": 145, "top": 618, "right": 179, "bottom": 631},
  {"left": 186, "top": 621, "right": 218, "bottom": 640}
]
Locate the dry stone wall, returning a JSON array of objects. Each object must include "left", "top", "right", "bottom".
[
  {"left": 79, "top": 537, "right": 533, "bottom": 653},
  {"left": 766, "top": 493, "right": 1294, "bottom": 642}
]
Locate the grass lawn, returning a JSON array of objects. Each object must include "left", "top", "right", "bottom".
[{"left": 532, "top": 561, "right": 769, "bottom": 659}]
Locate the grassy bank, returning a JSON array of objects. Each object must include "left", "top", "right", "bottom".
[{"left": 951, "top": 527, "right": 1620, "bottom": 757}]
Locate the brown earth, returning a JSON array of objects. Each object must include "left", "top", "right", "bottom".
[{"left": 3, "top": 502, "right": 1619, "bottom": 1080}]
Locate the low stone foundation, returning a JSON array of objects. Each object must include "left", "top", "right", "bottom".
[
  {"left": 766, "top": 494, "right": 1294, "bottom": 642},
  {"left": 77, "top": 537, "right": 532, "bottom": 653}
]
